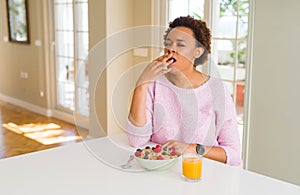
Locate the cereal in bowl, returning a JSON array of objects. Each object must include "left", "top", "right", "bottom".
[{"left": 135, "top": 145, "right": 180, "bottom": 160}]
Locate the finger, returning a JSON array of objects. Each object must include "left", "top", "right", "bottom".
[
  {"left": 149, "top": 60, "right": 166, "bottom": 71},
  {"left": 159, "top": 60, "right": 174, "bottom": 72},
  {"left": 161, "top": 142, "right": 170, "bottom": 148},
  {"left": 161, "top": 52, "right": 173, "bottom": 62},
  {"left": 162, "top": 140, "right": 174, "bottom": 148},
  {"left": 155, "top": 55, "right": 164, "bottom": 62},
  {"left": 154, "top": 52, "right": 173, "bottom": 63},
  {"left": 160, "top": 66, "right": 172, "bottom": 74},
  {"left": 147, "top": 60, "right": 164, "bottom": 70}
]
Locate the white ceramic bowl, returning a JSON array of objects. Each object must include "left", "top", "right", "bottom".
[{"left": 135, "top": 157, "right": 178, "bottom": 171}]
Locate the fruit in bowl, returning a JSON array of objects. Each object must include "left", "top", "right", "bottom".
[{"left": 134, "top": 145, "right": 180, "bottom": 170}]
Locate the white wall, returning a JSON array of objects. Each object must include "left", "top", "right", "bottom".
[
  {"left": 88, "top": 0, "right": 152, "bottom": 137},
  {"left": 247, "top": 0, "right": 300, "bottom": 185}
]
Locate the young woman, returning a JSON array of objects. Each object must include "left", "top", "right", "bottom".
[{"left": 126, "top": 16, "right": 242, "bottom": 166}]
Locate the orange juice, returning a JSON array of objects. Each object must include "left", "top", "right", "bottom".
[{"left": 182, "top": 156, "right": 202, "bottom": 180}]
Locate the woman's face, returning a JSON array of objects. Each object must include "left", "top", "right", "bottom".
[{"left": 164, "top": 26, "right": 202, "bottom": 72}]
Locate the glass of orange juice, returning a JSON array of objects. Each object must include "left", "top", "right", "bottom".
[{"left": 182, "top": 153, "right": 202, "bottom": 182}]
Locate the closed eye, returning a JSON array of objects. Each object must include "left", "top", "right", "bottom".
[{"left": 164, "top": 42, "right": 172, "bottom": 47}]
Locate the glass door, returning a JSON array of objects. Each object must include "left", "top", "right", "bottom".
[
  {"left": 74, "top": 0, "right": 89, "bottom": 116},
  {"left": 53, "top": 0, "right": 89, "bottom": 118}
]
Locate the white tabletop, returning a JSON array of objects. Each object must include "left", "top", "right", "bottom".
[{"left": 0, "top": 134, "right": 300, "bottom": 195}]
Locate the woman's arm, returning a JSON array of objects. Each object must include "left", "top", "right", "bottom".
[
  {"left": 128, "top": 53, "right": 173, "bottom": 126},
  {"left": 129, "top": 84, "right": 149, "bottom": 126},
  {"left": 127, "top": 53, "right": 174, "bottom": 146},
  {"left": 199, "top": 145, "right": 227, "bottom": 163},
  {"left": 162, "top": 141, "right": 227, "bottom": 163}
]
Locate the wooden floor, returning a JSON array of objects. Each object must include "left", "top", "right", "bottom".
[{"left": 0, "top": 100, "right": 88, "bottom": 160}]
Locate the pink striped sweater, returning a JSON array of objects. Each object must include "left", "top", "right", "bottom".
[{"left": 126, "top": 75, "right": 242, "bottom": 166}]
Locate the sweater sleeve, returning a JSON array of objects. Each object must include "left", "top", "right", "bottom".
[
  {"left": 126, "top": 83, "right": 155, "bottom": 147},
  {"left": 217, "top": 85, "right": 242, "bottom": 166}
]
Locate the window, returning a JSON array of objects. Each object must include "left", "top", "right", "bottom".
[{"left": 168, "top": 0, "right": 205, "bottom": 21}]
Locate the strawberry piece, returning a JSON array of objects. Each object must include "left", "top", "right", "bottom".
[
  {"left": 171, "top": 151, "right": 177, "bottom": 156},
  {"left": 155, "top": 144, "right": 161, "bottom": 149},
  {"left": 153, "top": 148, "right": 161, "bottom": 153},
  {"left": 171, "top": 146, "right": 176, "bottom": 152},
  {"left": 157, "top": 155, "right": 164, "bottom": 160},
  {"left": 135, "top": 151, "right": 141, "bottom": 157}
]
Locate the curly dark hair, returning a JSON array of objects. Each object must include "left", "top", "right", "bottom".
[{"left": 164, "top": 16, "right": 211, "bottom": 66}]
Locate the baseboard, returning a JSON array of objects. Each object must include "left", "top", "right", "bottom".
[
  {"left": 51, "top": 109, "right": 89, "bottom": 129},
  {"left": 0, "top": 93, "right": 52, "bottom": 117},
  {"left": 0, "top": 93, "right": 89, "bottom": 130}
]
